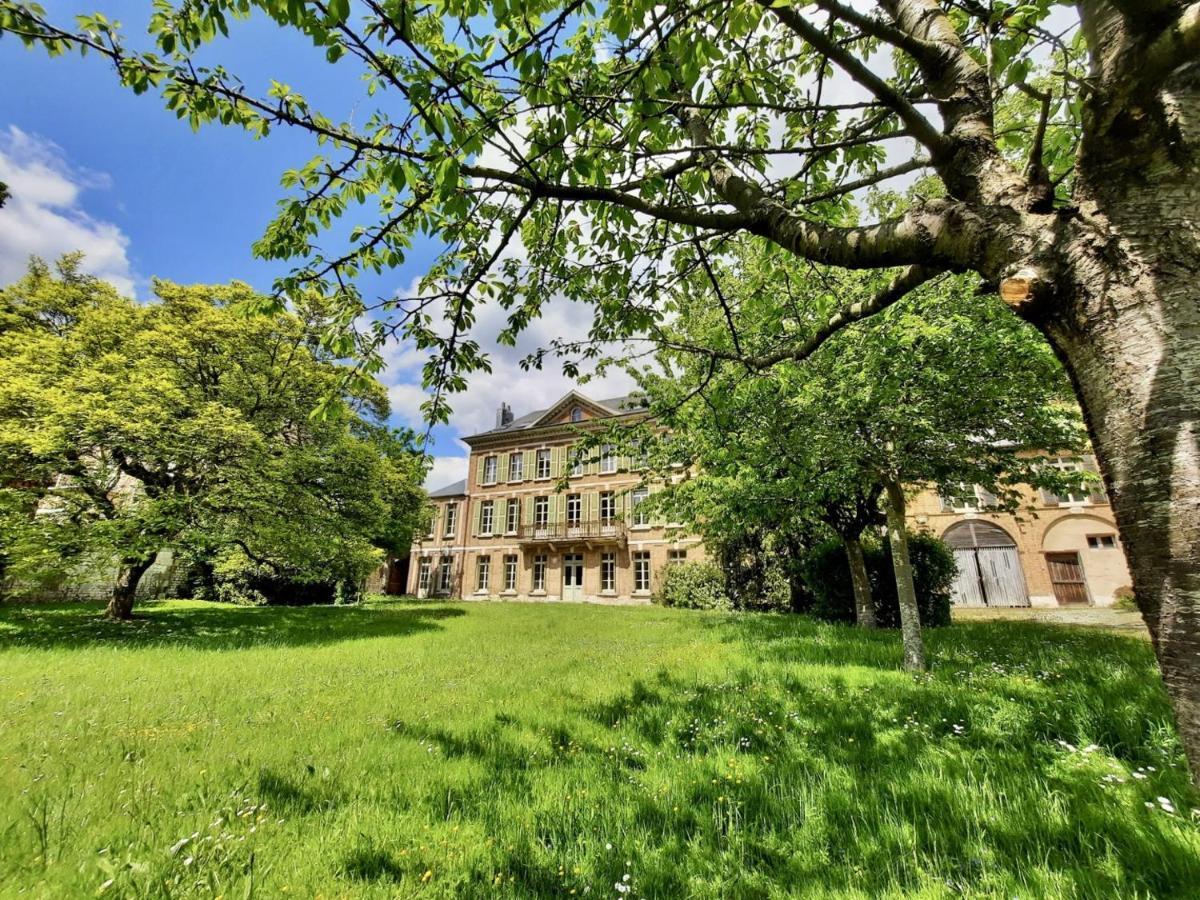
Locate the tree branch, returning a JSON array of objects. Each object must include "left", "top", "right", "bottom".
[
  {"left": 761, "top": 1, "right": 951, "bottom": 157},
  {"left": 748, "top": 265, "right": 943, "bottom": 369}
]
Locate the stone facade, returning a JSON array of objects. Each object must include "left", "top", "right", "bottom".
[
  {"left": 907, "top": 455, "right": 1132, "bottom": 607},
  {"left": 407, "top": 391, "right": 703, "bottom": 604}
]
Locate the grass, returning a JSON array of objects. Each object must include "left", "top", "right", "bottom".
[{"left": 0, "top": 598, "right": 1197, "bottom": 899}]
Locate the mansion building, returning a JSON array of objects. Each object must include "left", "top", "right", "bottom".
[
  {"left": 405, "top": 391, "right": 703, "bottom": 603},
  {"left": 404, "top": 390, "right": 1133, "bottom": 609}
]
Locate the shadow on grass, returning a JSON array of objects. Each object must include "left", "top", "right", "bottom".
[
  {"left": 0, "top": 599, "right": 465, "bottom": 651},
  {"left": 373, "top": 618, "right": 1199, "bottom": 897}
]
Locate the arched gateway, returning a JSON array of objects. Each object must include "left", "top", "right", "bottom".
[{"left": 943, "top": 521, "right": 1030, "bottom": 608}]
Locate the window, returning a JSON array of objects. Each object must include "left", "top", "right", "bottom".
[
  {"left": 570, "top": 448, "right": 584, "bottom": 477},
  {"left": 600, "top": 444, "right": 616, "bottom": 474},
  {"left": 504, "top": 554, "right": 518, "bottom": 591},
  {"left": 438, "top": 556, "right": 453, "bottom": 593},
  {"left": 534, "top": 496, "right": 549, "bottom": 528},
  {"left": 476, "top": 555, "right": 491, "bottom": 591},
  {"left": 1046, "top": 457, "right": 1092, "bottom": 504},
  {"left": 599, "top": 491, "right": 616, "bottom": 524},
  {"left": 479, "top": 500, "right": 494, "bottom": 535},
  {"left": 1088, "top": 534, "right": 1118, "bottom": 550},
  {"left": 570, "top": 406, "right": 583, "bottom": 423},
  {"left": 482, "top": 455, "right": 498, "bottom": 484},
  {"left": 633, "top": 551, "right": 651, "bottom": 592},
  {"left": 417, "top": 557, "right": 432, "bottom": 593},
  {"left": 631, "top": 488, "right": 649, "bottom": 526},
  {"left": 536, "top": 448, "right": 551, "bottom": 479},
  {"left": 425, "top": 506, "right": 436, "bottom": 538},
  {"left": 444, "top": 503, "right": 458, "bottom": 537},
  {"left": 668, "top": 549, "right": 687, "bottom": 565},
  {"left": 533, "top": 554, "right": 547, "bottom": 591},
  {"left": 601, "top": 552, "right": 615, "bottom": 592},
  {"left": 632, "top": 440, "right": 649, "bottom": 470},
  {"left": 566, "top": 494, "right": 581, "bottom": 527},
  {"left": 943, "top": 484, "right": 980, "bottom": 512},
  {"left": 508, "top": 452, "right": 523, "bottom": 482},
  {"left": 506, "top": 499, "right": 519, "bottom": 534}
]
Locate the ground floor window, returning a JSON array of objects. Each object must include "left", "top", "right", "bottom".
[
  {"left": 417, "top": 557, "right": 431, "bottom": 593},
  {"left": 668, "top": 549, "right": 687, "bottom": 564},
  {"left": 601, "top": 552, "right": 615, "bottom": 591},
  {"left": 633, "top": 551, "right": 651, "bottom": 592},
  {"left": 438, "top": 556, "right": 453, "bottom": 593},
  {"left": 476, "top": 555, "right": 491, "bottom": 591},
  {"left": 533, "top": 554, "right": 547, "bottom": 591},
  {"left": 504, "top": 554, "right": 518, "bottom": 591}
]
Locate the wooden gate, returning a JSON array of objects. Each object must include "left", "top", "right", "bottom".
[
  {"left": 1046, "top": 552, "right": 1091, "bottom": 605},
  {"left": 944, "top": 521, "right": 1029, "bottom": 608}
]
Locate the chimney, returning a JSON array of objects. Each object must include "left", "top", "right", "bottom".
[{"left": 496, "top": 402, "right": 514, "bottom": 428}]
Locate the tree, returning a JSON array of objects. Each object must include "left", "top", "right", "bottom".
[
  {"left": 2, "top": 0, "right": 1198, "bottom": 773},
  {"left": 638, "top": 240, "right": 1086, "bottom": 669},
  {"left": 0, "top": 258, "right": 425, "bottom": 617}
]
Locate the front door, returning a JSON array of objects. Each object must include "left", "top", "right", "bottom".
[
  {"left": 562, "top": 554, "right": 584, "bottom": 602},
  {"left": 1046, "top": 552, "right": 1091, "bottom": 605}
]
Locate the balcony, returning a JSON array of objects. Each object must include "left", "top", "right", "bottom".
[{"left": 518, "top": 521, "right": 627, "bottom": 549}]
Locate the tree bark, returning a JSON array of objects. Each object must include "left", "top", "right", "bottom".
[
  {"left": 843, "top": 534, "right": 877, "bottom": 629},
  {"left": 1028, "top": 61, "right": 1200, "bottom": 784},
  {"left": 883, "top": 479, "right": 925, "bottom": 670},
  {"left": 107, "top": 555, "right": 154, "bottom": 620}
]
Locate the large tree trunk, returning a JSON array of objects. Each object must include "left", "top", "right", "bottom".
[
  {"left": 843, "top": 534, "right": 877, "bottom": 629},
  {"left": 1037, "top": 61, "right": 1200, "bottom": 782},
  {"left": 883, "top": 480, "right": 925, "bottom": 670},
  {"left": 107, "top": 555, "right": 154, "bottom": 620}
]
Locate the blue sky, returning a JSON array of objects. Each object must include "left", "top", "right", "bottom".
[{"left": 0, "top": 1, "right": 634, "bottom": 489}]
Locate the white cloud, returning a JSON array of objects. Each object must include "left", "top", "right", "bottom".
[
  {"left": 424, "top": 454, "right": 469, "bottom": 491},
  {"left": 0, "top": 126, "right": 136, "bottom": 295}
]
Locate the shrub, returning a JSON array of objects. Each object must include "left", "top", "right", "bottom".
[
  {"left": 802, "top": 532, "right": 955, "bottom": 628},
  {"left": 1113, "top": 585, "right": 1137, "bottom": 611},
  {"left": 657, "top": 561, "right": 731, "bottom": 610},
  {"left": 205, "top": 549, "right": 364, "bottom": 606}
]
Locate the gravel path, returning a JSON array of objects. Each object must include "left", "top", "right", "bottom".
[{"left": 952, "top": 605, "right": 1149, "bottom": 638}]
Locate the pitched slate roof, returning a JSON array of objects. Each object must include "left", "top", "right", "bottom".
[
  {"left": 464, "top": 391, "right": 647, "bottom": 440},
  {"left": 428, "top": 478, "right": 467, "bottom": 498}
]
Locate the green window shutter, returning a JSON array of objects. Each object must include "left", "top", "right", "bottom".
[
  {"left": 623, "top": 491, "right": 632, "bottom": 521},
  {"left": 585, "top": 492, "right": 598, "bottom": 522},
  {"left": 552, "top": 445, "right": 565, "bottom": 477},
  {"left": 524, "top": 450, "right": 534, "bottom": 480},
  {"left": 524, "top": 495, "right": 534, "bottom": 525},
  {"left": 473, "top": 502, "right": 483, "bottom": 535},
  {"left": 476, "top": 456, "right": 485, "bottom": 487},
  {"left": 586, "top": 444, "right": 598, "bottom": 475},
  {"left": 496, "top": 498, "right": 506, "bottom": 529},
  {"left": 548, "top": 494, "right": 559, "bottom": 524}
]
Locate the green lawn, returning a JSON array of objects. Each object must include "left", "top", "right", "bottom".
[{"left": 0, "top": 599, "right": 1197, "bottom": 898}]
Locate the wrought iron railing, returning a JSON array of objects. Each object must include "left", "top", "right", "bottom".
[{"left": 517, "top": 521, "right": 627, "bottom": 544}]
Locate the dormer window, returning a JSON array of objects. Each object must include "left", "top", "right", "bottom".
[{"left": 570, "top": 406, "right": 583, "bottom": 423}]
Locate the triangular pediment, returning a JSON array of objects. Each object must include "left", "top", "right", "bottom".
[{"left": 528, "top": 390, "right": 616, "bottom": 428}]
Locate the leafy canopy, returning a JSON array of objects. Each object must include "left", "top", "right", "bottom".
[
  {"left": 0, "top": 0, "right": 1103, "bottom": 420},
  {"left": 0, "top": 257, "right": 426, "bottom": 593}
]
